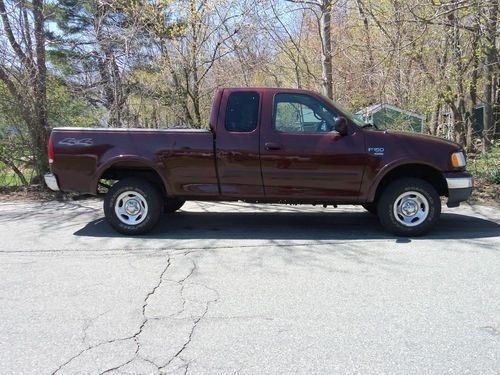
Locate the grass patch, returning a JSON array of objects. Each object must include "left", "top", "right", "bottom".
[
  {"left": 0, "top": 171, "right": 24, "bottom": 187},
  {"left": 0, "top": 164, "right": 35, "bottom": 187}
]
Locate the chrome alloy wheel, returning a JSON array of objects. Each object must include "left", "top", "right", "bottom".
[
  {"left": 393, "top": 191, "right": 429, "bottom": 227},
  {"left": 114, "top": 191, "right": 149, "bottom": 225}
]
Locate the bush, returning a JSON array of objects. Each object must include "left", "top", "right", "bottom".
[
  {"left": 468, "top": 142, "right": 500, "bottom": 185},
  {"left": 493, "top": 169, "right": 500, "bottom": 185}
]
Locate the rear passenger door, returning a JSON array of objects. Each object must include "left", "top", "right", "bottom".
[{"left": 215, "top": 89, "right": 265, "bottom": 198}]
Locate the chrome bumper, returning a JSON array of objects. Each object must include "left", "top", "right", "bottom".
[
  {"left": 445, "top": 175, "right": 473, "bottom": 207},
  {"left": 44, "top": 173, "right": 60, "bottom": 191},
  {"left": 446, "top": 176, "right": 473, "bottom": 189}
]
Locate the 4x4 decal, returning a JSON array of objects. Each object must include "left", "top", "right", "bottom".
[{"left": 59, "top": 138, "right": 94, "bottom": 146}]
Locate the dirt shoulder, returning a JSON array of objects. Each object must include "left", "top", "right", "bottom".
[
  {"left": 0, "top": 186, "right": 87, "bottom": 203},
  {"left": 468, "top": 178, "right": 499, "bottom": 205}
]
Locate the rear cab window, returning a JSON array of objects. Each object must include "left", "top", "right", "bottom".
[{"left": 225, "top": 91, "right": 260, "bottom": 132}]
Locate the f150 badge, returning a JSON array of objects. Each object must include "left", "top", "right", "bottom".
[
  {"left": 368, "top": 147, "right": 384, "bottom": 156},
  {"left": 59, "top": 138, "right": 94, "bottom": 146}
]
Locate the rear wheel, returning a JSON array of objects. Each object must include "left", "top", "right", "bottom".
[
  {"left": 164, "top": 198, "right": 185, "bottom": 213},
  {"left": 104, "top": 178, "right": 163, "bottom": 235},
  {"left": 377, "top": 178, "right": 440, "bottom": 236}
]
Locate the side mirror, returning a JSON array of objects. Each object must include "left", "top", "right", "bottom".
[{"left": 335, "top": 116, "right": 348, "bottom": 136}]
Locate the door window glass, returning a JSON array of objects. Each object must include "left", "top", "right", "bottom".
[{"left": 274, "top": 93, "right": 339, "bottom": 133}]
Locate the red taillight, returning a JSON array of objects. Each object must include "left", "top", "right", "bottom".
[{"left": 48, "top": 137, "right": 54, "bottom": 164}]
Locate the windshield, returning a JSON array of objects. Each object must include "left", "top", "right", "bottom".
[{"left": 320, "top": 95, "right": 365, "bottom": 127}]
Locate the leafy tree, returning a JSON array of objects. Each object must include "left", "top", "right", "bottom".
[{"left": 0, "top": 0, "right": 49, "bottom": 179}]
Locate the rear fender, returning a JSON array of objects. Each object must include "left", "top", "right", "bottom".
[{"left": 91, "top": 155, "right": 172, "bottom": 195}]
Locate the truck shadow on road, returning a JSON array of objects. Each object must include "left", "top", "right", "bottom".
[{"left": 74, "top": 211, "right": 500, "bottom": 240}]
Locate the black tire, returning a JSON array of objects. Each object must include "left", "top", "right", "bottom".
[
  {"left": 164, "top": 198, "right": 185, "bottom": 213},
  {"left": 377, "top": 178, "right": 441, "bottom": 236},
  {"left": 362, "top": 203, "right": 377, "bottom": 215},
  {"left": 104, "top": 178, "right": 163, "bottom": 235}
]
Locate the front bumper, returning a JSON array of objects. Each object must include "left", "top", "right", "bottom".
[
  {"left": 445, "top": 173, "right": 473, "bottom": 208},
  {"left": 44, "top": 173, "right": 60, "bottom": 191}
]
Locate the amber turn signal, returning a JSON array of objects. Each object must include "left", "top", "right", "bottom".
[{"left": 451, "top": 152, "right": 466, "bottom": 168}]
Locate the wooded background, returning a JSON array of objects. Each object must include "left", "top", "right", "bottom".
[{"left": 0, "top": 0, "right": 498, "bottom": 183}]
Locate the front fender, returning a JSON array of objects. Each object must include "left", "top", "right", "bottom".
[{"left": 366, "top": 159, "right": 443, "bottom": 202}]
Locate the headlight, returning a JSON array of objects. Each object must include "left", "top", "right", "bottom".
[{"left": 451, "top": 151, "right": 466, "bottom": 168}]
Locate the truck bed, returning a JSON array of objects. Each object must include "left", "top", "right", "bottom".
[{"left": 50, "top": 127, "right": 218, "bottom": 196}]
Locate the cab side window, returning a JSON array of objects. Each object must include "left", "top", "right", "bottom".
[
  {"left": 225, "top": 91, "right": 260, "bottom": 132},
  {"left": 274, "top": 93, "right": 338, "bottom": 133}
]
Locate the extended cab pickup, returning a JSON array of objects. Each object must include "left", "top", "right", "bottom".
[{"left": 45, "top": 88, "right": 472, "bottom": 236}]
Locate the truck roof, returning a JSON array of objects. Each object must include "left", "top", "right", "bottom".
[{"left": 217, "top": 87, "right": 318, "bottom": 96}]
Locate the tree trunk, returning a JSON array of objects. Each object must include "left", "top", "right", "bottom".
[
  {"left": 448, "top": 1, "right": 468, "bottom": 147},
  {"left": 393, "top": 0, "right": 403, "bottom": 106},
  {"left": 319, "top": 1, "right": 333, "bottom": 99},
  {"left": 32, "top": 0, "right": 49, "bottom": 179},
  {"left": 495, "top": 75, "right": 500, "bottom": 139},
  {"left": 482, "top": 0, "right": 499, "bottom": 153},
  {"left": 430, "top": 101, "right": 441, "bottom": 136},
  {"left": 355, "top": 0, "right": 375, "bottom": 97}
]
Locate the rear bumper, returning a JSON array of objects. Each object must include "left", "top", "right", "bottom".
[
  {"left": 445, "top": 172, "right": 473, "bottom": 208},
  {"left": 44, "top": 173, "right": 60, "bottom": 191}
]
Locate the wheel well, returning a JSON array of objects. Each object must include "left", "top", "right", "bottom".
[
  {"left": 99, "top": 162, "right": 166, "bottom": 195},
  {"left": 374, "top": 164, "right": 447, "bottom": 202}
]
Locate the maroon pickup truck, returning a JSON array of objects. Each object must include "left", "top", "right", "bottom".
[{"left": 45, "top": 87, "right": 472, "bottom": 236}]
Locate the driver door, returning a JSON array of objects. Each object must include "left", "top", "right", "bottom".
[{"left": 260, "top": 92, "right": 366, "bottom": 200}]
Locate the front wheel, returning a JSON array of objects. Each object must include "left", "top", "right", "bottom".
[
  {"left": 377, "top": 178, "right": 441, "bottom": 236},
  {"left": 104, "top": 178, "right": 163, "bottom": 235}
]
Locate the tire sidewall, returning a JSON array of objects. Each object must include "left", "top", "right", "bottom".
[
  {"left": 362, "top": 203, "right": 377, "bottom": 215},
  {"left": 104, "top": 179, "right": 162, "bottom": 235},
  {"left": 378, "top": 178, "right": 441, "bottom": 236},
  {"left": 164, "top": 198, "right": 185, "bottom": 213}
]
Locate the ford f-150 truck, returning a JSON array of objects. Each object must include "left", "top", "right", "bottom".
[{"left": 45, "top": 87, "right": 472, "bottom": 236}]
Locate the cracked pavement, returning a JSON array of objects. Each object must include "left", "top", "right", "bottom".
[{"left": 0, "top": 199, "right": 499, "bottom": 374}]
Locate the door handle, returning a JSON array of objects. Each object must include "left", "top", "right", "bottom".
[{"left": 265, "top": 142, "right": 282, "bottom": 151}]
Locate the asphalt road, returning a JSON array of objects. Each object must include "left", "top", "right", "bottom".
[{"left": 0, "top": 199, "right": 499, "bottom": 375}]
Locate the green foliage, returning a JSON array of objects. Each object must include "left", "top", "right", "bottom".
[
  {"left": 47, "top": 77, "right": 104, "bottom": 128},
  {"left": 493, "top": 169, "right": 500, "bottom": 185},
  {"left": 0, "top": 128, "right": 32, "bottom": 186},
  {"left": 1, "top": 0, "right": 499, "bottom": 189},
  {"left": 468, "top": 142, "right": 500, "bottom": 184},
  {"left": 0, "top": 166, "right": 34, "bottom": 187}
]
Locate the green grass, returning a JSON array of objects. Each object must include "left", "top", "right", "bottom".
[
  {"left": 0, "top": 172, "right": 22, "bottom": 187},
  {"left": 0, "top": 171, "right": 27, "bottom": 187},
  {"left": 0, "top": 164, "right": 34, "bottom": 187}
]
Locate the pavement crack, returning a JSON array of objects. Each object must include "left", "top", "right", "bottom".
[
  {"left": 168, "top": 257, "right": 197, "bottom": 318},
  {"left": 159, "top": 270, "right": 220, "bottom": 373},
  {"left": 50, "top": 336, "right": 134, "bottom": 375},
  {"left": 98, "top": 354, "right": 137, "bottom": 375},
  {"left": 52, "top": 256, "right": 172, "bottom": 375},
  {"left": 135, "top": 256, "right": 172, "bottom": 337},
  {"left": 81, "top": 310, "right": 111, "bottom": 345},
  {"left": 160, "top": 305, "right": 209, "bottom": 371},
  {"left": 140, "top": 355, "right": 162, "bottom": 373}
]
